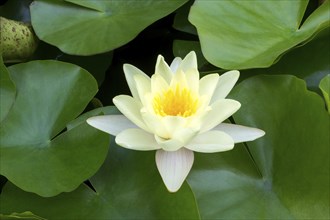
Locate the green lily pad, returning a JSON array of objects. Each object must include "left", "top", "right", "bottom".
[
  {"left": 0, "top": 140, "right": 200, "bottom": 219},
  {"left": 241, "top": 28, "right": 330, "bottom": 91},
  {"left": 319, "top": 74, "right": 330, "bottom": 113},
  {"left": 189, "top": 0, "right": 330, "bottom": 69},
  {"left": 30, "top": 0, "right": 188, "bottom": 55},
  {"left": 0, "top": 60, "right": 109, "bottom": 197},
  {"left": 188, "top": 75, "right": 329, "bottom": 219},
  {"left": 0, "top": 56, "right": 16, "bottom": 122}
]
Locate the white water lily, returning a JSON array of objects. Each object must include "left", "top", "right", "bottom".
[{"left": 87, "top": 51, "right": 265, "bottom": 192}]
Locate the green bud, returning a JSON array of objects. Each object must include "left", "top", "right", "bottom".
[{"left": 0, "top": 17, "right": 38, "bottom": 63}]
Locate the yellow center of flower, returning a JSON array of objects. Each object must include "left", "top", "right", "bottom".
[{"left": 153, "top": 84, "right": 199, "bottom": 117}]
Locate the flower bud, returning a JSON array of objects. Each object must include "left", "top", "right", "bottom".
[{"left": 0, "top": 17, "right": 38, "bottom": 63}]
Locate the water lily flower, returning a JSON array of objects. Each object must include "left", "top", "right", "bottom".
[{"left": 87, "top": 51, "right": 265, "bottom": 192}]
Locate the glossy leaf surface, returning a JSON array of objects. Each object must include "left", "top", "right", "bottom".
[
  {"left": 189, "top": 0, "right": 330, "bottom": 69},
  {"left": 30, "top": 0, "right": 187, "bottom": 55},
  {"left": 0, "top": 140, "right": 200, "bottom": 219},
  {"left": 188, "top": 75, "right": 329, "bottom": 219},
  {"left": 0, "top": 60, "right": 109, "bottom": 196}
]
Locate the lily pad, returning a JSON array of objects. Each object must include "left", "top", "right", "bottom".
[
  {"left": 30, "top": 0, "right": 188, "bottom": 55},
  {"left": 319, "top": 74, "right": 330, "bottom": 113},
  {"left": 0, "top": 60, "right": 109, "bottom": 197},
  {"left": 189, "top": 0, "right": 330, "bottom": 69},
  {"left": 0, "top": 56, "right": 16, "bottom": 122},
  {"left": 188, "top": 75, "right": 329, "bottom": 219},
  {"left": 0, "top": 140, "right": 200, "bottom": 219}
]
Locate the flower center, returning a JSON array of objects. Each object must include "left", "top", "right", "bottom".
[{"left": 153, "top": 84, "right": 199, "bottom": 117}]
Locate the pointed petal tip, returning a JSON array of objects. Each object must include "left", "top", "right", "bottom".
[{"left": 156, "top": 148, "right": 194, "bottom": 193}]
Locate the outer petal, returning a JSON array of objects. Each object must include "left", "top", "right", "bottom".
[
  {"left": 86, "top": 115, "right": 137, "bottom": 136},
  {"left": 199, "top": 73, "right": 219, "bottom": 103},
  {"left": 155, "top": 55, "right": 173, "bottom": 83},
  {"left": 211, "top": 70, "right": 240, "bottom": 103},
  {"left": 123, "top": 64, "right": 150, "bottom": 101},
  {"left": 185, "top": 130, "right": 234, "bottom": 153},
  {"left": 156, "top": 148, "right": 194, "bottom": 192},
  {"left": 134, "top": 73, "right": 151, "bottom": 107},
  {"left": 213, "top": 123, "right": 265, "bottom": 143},
  {"left": 116, "top": 129, "right": 161, "bottom": 151},
  {"left": 170, "top": 57, "right": 182, "bottom": 73},
  {"left": 200, "top": 99, "right": 241, "bottom": 133},
  {"left": 113, "top": 95, "right": 150, "bottom": 132},
  {"left": 185, "top": 68, "right": 199, "bottom": 94},
  {"left": 179, "top": 51, "right": 198, "bottom": 72}
]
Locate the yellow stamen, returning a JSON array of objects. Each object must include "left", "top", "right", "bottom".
[{"left": 153, "top": 84, "right": 199, "bottom": 117}]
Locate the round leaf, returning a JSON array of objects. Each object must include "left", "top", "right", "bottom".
[
  {"left": 0, "top": 60, "right": 109, "bottom": 196},
  {"left": 0, "top": 140, "right": 200, "bottom": 219},
  {"left": 188, "top": 75, "right": 329, "bottom": 219},
  {"left": 30, "top": 0, "right": 188, "bottom": 55},
  {"left": 189, "top": 0, "right": 330, "bottom": 69}
]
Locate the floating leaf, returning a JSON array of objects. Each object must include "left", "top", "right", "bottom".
[
  {"left": 30, "top": 0, "right": 188, "bottom": 55},
  {"left": 189, "top": 0, "right": 330, "bottom": 69},
  {"left": 188, "top": 75, "right": 329, "bottom": 219},
  {"left": 319, "top": 74, "right": 330, "bottom": 113},
  {"left": 0, "top": 60, "right": 109, "bottom": 196},
  {"left": 0, "top": 139, "right": 200, "bottom": 219},
  {"left": 0, "top": 56, "right": 16, "bottom": 122}
]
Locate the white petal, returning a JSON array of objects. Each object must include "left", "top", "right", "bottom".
[
  {"left": 185, "top": 130, "right": 234, "bottom": 153},
  {"left": 134, "top": 73, "right": 151, "bottom": 107},
  {"left": 185, "top": 68, "right": 199, "bottom": 93},
  {"left": 116, "top": 129, "right": 160, "bottom": 151},
  {"left": 155, "top": 55, "right": 173, "bottom": 83},
  {"left": 214, "top": 123, "right": 265, "bottom": 143},
  {"left": 123, "top": 64, "right": 150, "bottom": 101},
  {"left": 200, "top": 99, "right": 241, "bottom": 133},
  {"left": 141, "top": 111, "right": 170, "bottom": 138},
  {"left": 86, "top": 115, "right": 137, "bottom": 136},
  {"left": 211, "top": 70, "right": 240, "bottom": 103},
  {"left": 155, "top": 127, "right": 199, "bottom": 151},
  {"left": 170, "top": 57, "right": 182, "bottom": 73},
  {"left": 179, "top": 51, "right": 197, "bottom": 72},
  {"left": 151, "top": 73, "right": 169, "bottom": 95},
  {"left": 113, "top": 95, "right": 150, "bottom": 132},
  {"left": 156, "top": 148, "right": 194, "bottom": 192},
  {"left": 199, "top": 73, "right": 219, "bottom": 103}
]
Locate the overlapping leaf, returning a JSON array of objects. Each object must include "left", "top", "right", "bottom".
[
  {"left": 0, "top": 138, "right": 200, "bottom": 219},
  {"left": 0, "top": 60, "right": 109, "bottom": 196},
  {"left": 319, "top": 74, "right": 330, "bottom": 113},
  {"left": 0, "top": 56, "right": 16, "bottom": 122},
  {"left": 189, "top": 0, "right": 330, "bottom": 69},
  {"left": 30, "top": 0, "right": 188, "bottom": 55},
  {"left": 188, "top": 75, "right": 329, "bottom": 219}
]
